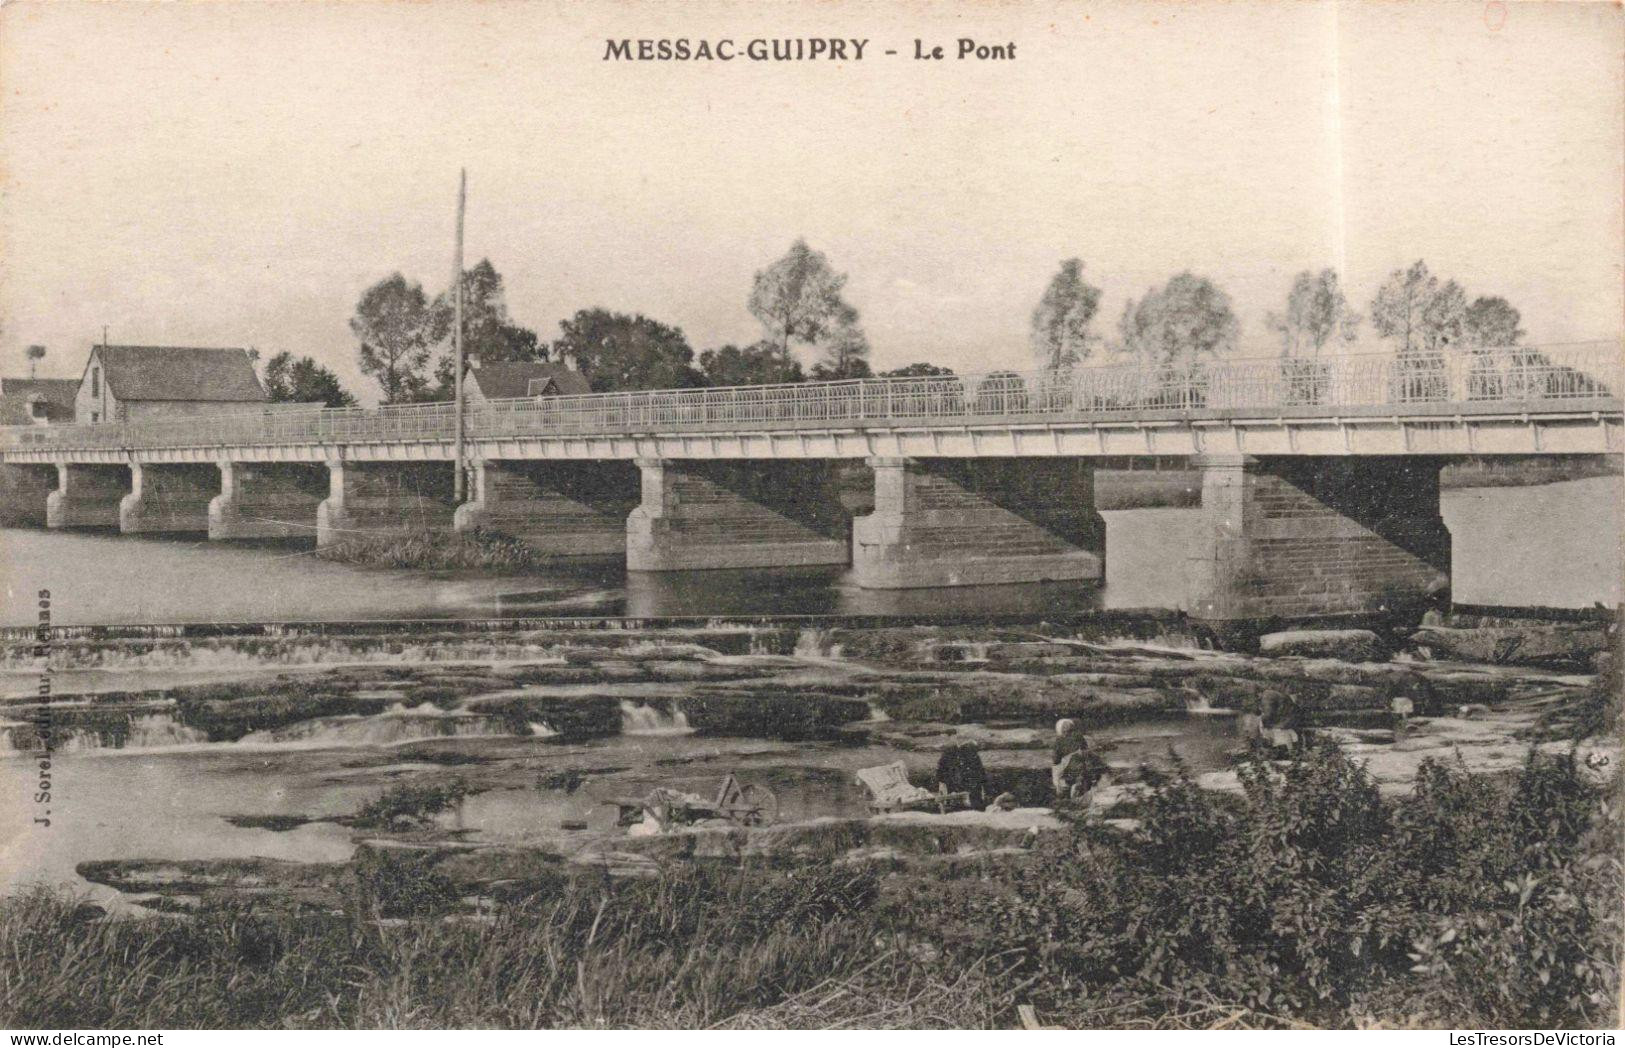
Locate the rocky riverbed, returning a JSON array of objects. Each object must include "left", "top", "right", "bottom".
[{"left": 2, "top": 610, "right": 1615, "bottom": 914}]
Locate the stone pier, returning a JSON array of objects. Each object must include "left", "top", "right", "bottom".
[
  {"left": 119, "top": 463, "right": 219, "bottom": 534},
  {"left": 454, "top": 459, "right": 639, "bottom": 556},
  {"left": 210, "top": 462, "right": 329, "bottom": 540},
  {"left": 0, "top": 464, "right": 60, "bottom": 527},
  {"left": 626, "top": 458, "right": 849, "bottom": 571},
  {"left": 46, "top": 464, "right": 129, "bottom": 529},
  {"left": 315, "top": 461, "right": 457, "bottom": 547},
  {"left": 852, "top": 457, "right": 1104, "bottom": 589},
  {"left": 1186, "top": 454, "right": 1451, "bottom": 625}
]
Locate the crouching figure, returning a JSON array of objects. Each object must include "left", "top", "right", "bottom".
[{"left": 1051, "top": 718, "right": 1109, "bottom": 801}]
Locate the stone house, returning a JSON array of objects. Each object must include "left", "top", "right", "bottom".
[{"left": 75, "top": 345, "right": 267, "bottom": 423}]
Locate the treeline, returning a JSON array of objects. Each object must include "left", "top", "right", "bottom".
[
  {"left": 1029, "top": 259, "right": 1529, "bottom": 371},
  {"left": 258, "top": 243, "right": 1534, "bottom": 407},
  {"left": 325, "top": 241, "right": 947, "bottom": 406}
]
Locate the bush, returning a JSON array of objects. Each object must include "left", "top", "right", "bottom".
[
  {"left": 353, "top": 778, "right": 471, "bottom": 827},
  {"left": 889, "top": 742, "right": 1621, "bottom": 1028},
  {"left": 316, "top": 527, "right": 548, "bottom": 571},
  {"left": 2, "top": 747, "right": 1617, "bottom": 1029}
]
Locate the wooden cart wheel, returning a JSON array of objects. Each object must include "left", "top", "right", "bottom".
[{"left": 738, "top": 783, "right": 779, "bottom": 826}]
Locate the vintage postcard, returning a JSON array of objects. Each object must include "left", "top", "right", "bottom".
[{"left": 0, "top": 0, "right": 1620, "bottom": 1034}]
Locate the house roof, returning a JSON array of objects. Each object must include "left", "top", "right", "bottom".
[
  {"left": 0, "top": 395, "right": 36, "bottom": 425},
  {"left": 92, "top": 345, "right": 267, "bottom": 402},
  {"left": 468, "top": 362, "right": 591, "bottom": 398},
  {"left": 0, "top": 378, "right": 77, "bottom": 411}
]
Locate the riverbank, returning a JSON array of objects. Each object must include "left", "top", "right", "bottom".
[
  {"left": 0, "top": 611, "right": 1617, "bottom": 1028},
  {"left": 4, "top": 737, "right": 1618, "bottom": 1029}
]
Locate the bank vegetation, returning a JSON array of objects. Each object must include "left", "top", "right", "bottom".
[{"left": 2, "top": 735, "right": 1618, "bottom": 1030}]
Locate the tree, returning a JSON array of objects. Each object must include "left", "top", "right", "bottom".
[
  {"left": 1463, "top": 295, "right": 1524, "bottom": 348},
  {"left": 1030, "top": 258, "right": 1103, "bottom": 369},
  {"left": 1116, "top": 272, "right": 1239, "bottom": 367},
  {"left": 1420, "top": 279, "right": 1466, "bottom": 353},
  {"left": 698, "top": 342, "right": 805, "bottom": 386},
  {"left": 25, "top": 345, "right": 45, "bottom": 378},
  {"left": 1369, "top": 260, "right": 1432, "bottom": 355},
  {"left": 881, "top": 363, "right": 956, "bottom": 378},
  {"left": 351, "top": 273, "right": 433, "bottom": 403},
  {"left": 262, "top": 351, "right": 357, "bottom": 407},
  {"left": 747, "top": 239, "right": 867, "bottom": 363},
  {"left": 426, "top": 259, "right": 544, "bottom": 395},
  {"left": 1267, "top": 269, "right": 1360, "bottom": 356},
  {"left": 1369, "top": 260, "right": 1468, "bottom": 357},
  {"left": 809, "top": 355, "right": 873, "bottom": 381},
  {"left": 811, "top": 316, "right": 870, "bottom": 379},
  {"left": 551, "top": 308, "right": 704, "bottom": 392}
]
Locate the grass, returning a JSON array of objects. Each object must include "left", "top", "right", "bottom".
[
  {"left": 2, "top": 738, "right": 1618, "bottom": 1030},
  {"left": 316, "top": 527, "right": 550, "bottom": 571}
]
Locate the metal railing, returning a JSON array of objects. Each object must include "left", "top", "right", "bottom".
[{"left": 2, "top": 341, "right": 1618, "bottom": 454}]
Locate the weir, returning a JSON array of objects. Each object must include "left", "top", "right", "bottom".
[
  {"left": 626, "top": 458, "right": 850, "bottom": 571},
  {"left": 46, "top": 463, "right": 129, "bottom": 529},
  {"left": 316, "top": 461, "right": 457, "bottom": 547},
  {"left": 209, "top": 462, "right": 329, "bottom": 540},
  {"left": 120, "top": 463, "right": 218, "bottom": 534},
  {"left": 853, "top": 457, "right": 1104, "bottom": 588},
  {"left": 1186, "top": 454, "right": 1452, "bottom": 625},
  {"left": 455, "top": 459, "right": 639, "bottom": 556}
]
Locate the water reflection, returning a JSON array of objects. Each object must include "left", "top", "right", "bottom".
[{"left": 0, "top": 477, "right": 1618, "bottom": 628}]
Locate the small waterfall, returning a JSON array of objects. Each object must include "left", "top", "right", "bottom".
[
  {"left": 618, "top": 700, "right": 692, "bottom": 736},
  {"left": 865, "top": 703, "right": 891, "bottom": 723},
  {"left": 794, "top": 628, "right": 844, "bottom": 659},
  {"left": 529, "top": 721, "right": 559, "bottom": 738},
  {"left": 1181, "top": 692, "right": 1235, "bottom": 716},
  {"left": 235, "top": 709, "right": 513, "bottom": 748},
  {"left": 125, "top": 713, "right": 210, "bottom": 748},
  {"left": 1, "top": 712, "right": 208, "bottom": 755}
]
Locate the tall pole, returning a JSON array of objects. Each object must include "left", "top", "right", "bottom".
[{"left": 452, "top": 168, "right": 467, "bottom": 503}]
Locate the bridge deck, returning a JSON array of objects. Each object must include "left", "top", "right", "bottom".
[{"left": 3, "top": 343, "right": 1620, "bottom": 461}]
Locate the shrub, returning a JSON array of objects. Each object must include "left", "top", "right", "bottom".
[
  {"left": 316, "top": 527, "right": 548, "bottom": 571},
  {"left": 353, "top": 778, "right": 470, "bottom": 827}
]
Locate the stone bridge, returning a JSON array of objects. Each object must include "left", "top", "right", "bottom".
[{"left": 2, "top": 344, "right": 1620, "bottom": 625}]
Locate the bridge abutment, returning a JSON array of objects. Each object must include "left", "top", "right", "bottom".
[
  {"left": 626, "top": 458, "right": 850, "bottom": 571},
  {"left": 852, "top": 457, "right": 1104, "bottom": 589},
  {"left": 455, "top": 459, "right": 639, "bottom": 557},
  {"left": 1186, "top": 454, "right": 1451, "bottom": 626},
  {"left": 0, "top": 464, "right": 61, "bottom": 526},
  {"left": 315, "top": 461, "right": 457, "bottom": 547},
  {"left": 46, "top": 464, "right": 129, "bottom": 529},
  {"left": 119, "top": 463, "right": 218, "bottom": 534},
  {"left": 210, "top": 462, "right": 328, "bottom": 540}
]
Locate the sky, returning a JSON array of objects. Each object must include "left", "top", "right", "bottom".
[{"left": 1, "top": 0, "right": 1619, "bottom": 404}]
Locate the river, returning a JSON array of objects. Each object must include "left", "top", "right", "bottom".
[
  {"left": 0, "top": 477, "right": 1617, "bottom": 627},
  {"left": 0, "top": 476, "right": 1616, "bottom": 904}
]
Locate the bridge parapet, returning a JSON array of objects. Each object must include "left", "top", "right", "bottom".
[{"left": 1, "top": 343, "right": 1617, "bottom": 457}]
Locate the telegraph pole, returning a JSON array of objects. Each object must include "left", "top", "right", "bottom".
[{"left": 452, "top": 168, "right": 467, "bottom": 503}]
